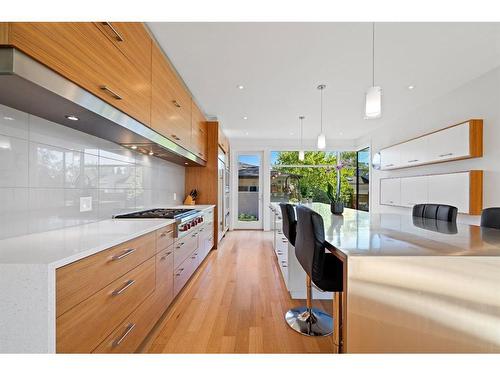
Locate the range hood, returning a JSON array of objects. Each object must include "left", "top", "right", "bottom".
[{"left": 0, "top": 48, "right": 205, "bottom": 166}]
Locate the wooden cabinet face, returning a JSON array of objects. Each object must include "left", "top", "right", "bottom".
[
  {"left": 380, "top": 178, "right": 401, "bottom": 206},
  {"left": 151, "top": 44, "right": 192, "bottom": 149},
  {"left": 191, "top": 100, "right": 207, "bottom": 160},
  {"left": 9, "top": 22, "right": 151, "bottom": 125}
]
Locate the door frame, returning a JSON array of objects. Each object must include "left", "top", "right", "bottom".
[{"left": 233, "top": 151, "right": 264, "bottom": 230}]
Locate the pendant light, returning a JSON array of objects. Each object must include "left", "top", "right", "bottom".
[
  {"left": 298, "top": 116, "right": 305, "bottom": 161},
  {"left": 317, "top": 84, "right": 326, "bottom": 149},
  {"left": 365, "top": 22, "right": 382, "bottom": 119}
]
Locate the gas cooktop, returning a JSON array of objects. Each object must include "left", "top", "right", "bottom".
[{"left": 114, "top": 208, "right": 199, "bottom": 220}]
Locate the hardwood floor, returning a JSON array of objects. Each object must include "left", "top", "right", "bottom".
[{"left": 142, "top": 230, "right": 334, "bottom": 353}]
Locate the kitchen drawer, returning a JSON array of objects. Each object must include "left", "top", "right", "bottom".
[
  {"left": 56, "top": 257, "right": 155, "bottom": 353},
  {"left": 174, "top": 233, "right": 198, "bottom": 269},
  {"left": 173, "top": 250, "right": 199, "bottom": 296},
  {"left": 93, "top": 286, "right": 162, "bottom": 354},
  {"left": 56, "top": 232, "right": 156, "bottom": 316},
  {"left": 155, "top": 247, "right": 174, "bottom": 310},
  {"left": 9, "top": 23, "right": 151, "bottom": 126},
  {"left": 156, "top": 224, "right": 175, "bottom": 252}
]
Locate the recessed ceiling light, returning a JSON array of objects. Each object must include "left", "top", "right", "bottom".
[
  {"left": 290, "top": 132, "right": 294, "bottom": 136},
  {"left": 65, "top": 115, "right": 79, "bottom": 121},
  {"left": 237, "top": 85, "right": 244, "bottom": 90},
  {"left": 408, "top": 85, "right": 415, "bottom": 90},
  {"left": 242, "top": 116, "right": 248, "bottom": 120},
  {"left": 184, "top": 162, "right": 189, "bottom": 165},
  {"left": 245, "top": 131, "right": 249, "bottom": 135},
  {"left": 130, "top": 145, "right": 138, "bottom": 150},
  {"left": 3, "top": 116, "right": 14, "bottom": 121},
  {"left": 148, "top": 151, "right": 154, "bottom": 156}
]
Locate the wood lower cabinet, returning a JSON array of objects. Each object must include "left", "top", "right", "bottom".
[
  {"left": 54, "top": 219, "right": 213, "bottom": 353},
  {"left": 56, "top": 257, "right": 156, "bottom": 353},
  {"left": 151, "top": 43, "right": 192, "bottom": 149},
  {"left": 56, "top": 232, "right": 156, "bottom": 317},
  {"left": 5, "top": 22, "right": 152, "bottom": 126}
]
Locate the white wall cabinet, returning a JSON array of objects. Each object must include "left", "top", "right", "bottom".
[
  {"left": 379, "top": 120, "right": 482, "bottom": 170},
  {"left": 380, "top": 178, "right": 401, "bottom": 206},
  {"left": 400, "top": 176, "right": 428, "bottom": 208},
  {"left": 380, "top": 171, "right": 482, "bottom": 215}
]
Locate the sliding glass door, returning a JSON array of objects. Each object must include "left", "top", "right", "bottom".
[{"left": 235, "top": 152, "right": 263, "bottom": 229}]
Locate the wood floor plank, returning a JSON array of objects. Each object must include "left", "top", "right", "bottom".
[{"left": 142, "top": 230, "right": 334, "bottom": 353}]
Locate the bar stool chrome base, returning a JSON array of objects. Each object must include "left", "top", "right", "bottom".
[{"left": 285, "top": 306, "right": 333, "bottom": 336}]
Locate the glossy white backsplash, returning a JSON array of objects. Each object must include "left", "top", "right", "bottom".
[{"left": 0, "top": 104, "right": 185, "bottom": 239}]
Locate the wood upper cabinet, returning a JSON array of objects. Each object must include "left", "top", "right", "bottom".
[
  {"left": 218, "top": 126, "right": 230, "bottom": 154},
  {"left": 151, "top": 43, "right": 192, "bottom": 149},
  {"left": 4, "top": 22, "right": 151, "bottom": 126},
  {"left": 191, "top": 100, "right": 208, "bottom": 160}
]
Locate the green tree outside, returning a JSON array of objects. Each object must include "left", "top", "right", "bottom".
[{"left": 273, "top": 151, "right": 357, "bottom": 205}]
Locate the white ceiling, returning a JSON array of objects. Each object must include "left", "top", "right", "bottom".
[{"left": 148, "top": 22, "right": 500, "bottom": 142}]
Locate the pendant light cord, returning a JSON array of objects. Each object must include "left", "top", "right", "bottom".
[
  {"left": 372, "top": 22, "right": 375, "bottom": 87},
  {"left": 320, "top": 87, "right": 323, "bottom": 133}
]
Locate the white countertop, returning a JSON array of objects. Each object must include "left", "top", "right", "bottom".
[{"left": 0, "top": 204, "right": 215, "bottom": 268}]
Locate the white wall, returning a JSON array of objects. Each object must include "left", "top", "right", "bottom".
[
  {"left": 0, "top": 104, "right": 185, "bottom": 239},
  {"left": 363, "top": 66, "right": 500, "bottom": 224}
]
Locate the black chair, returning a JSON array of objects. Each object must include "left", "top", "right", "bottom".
[
  {"left": 284, "top": 205, "right": 343, "bottom": 337},
  {"left": 279, "top": 203, "right": 297, "bottom": 246},
  {"left": 480, "top": 207, "right": 500, "bottom": 229},
  {"left": 412, "top": 203, "right": 458, "bottom": 222}
]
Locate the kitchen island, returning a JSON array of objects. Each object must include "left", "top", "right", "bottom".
[{"left": 306, "top": 203, "right": 500, "bottom": 353}]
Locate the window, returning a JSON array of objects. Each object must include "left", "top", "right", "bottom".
[{"left": 270, "top": 149, "right": 368, "bottom": 210}]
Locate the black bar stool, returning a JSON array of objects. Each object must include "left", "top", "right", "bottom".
[
  {"left": 480, "top": 207, "right": 500, "bottom": 229},
  {"left": 279, "top": 203, "right": 297, "bottom": 246},
  {"left": 412, "top": 203, "right": 458, "bottom": 222},
  {"left": 285, "top": 205, "right": 343, "bottom": 337}
]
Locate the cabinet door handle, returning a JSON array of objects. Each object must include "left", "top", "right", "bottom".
[
  {"left": 172, "top": 100, "right": 181, "bottom": 108},
  {"left": 112, "top": 279, "right": 135, "bottom": 296},
  {"left": 175, "top": 268, "right": 185, "bottom": 277},
  {"left": 408, "top": 159, "right": 419, "bottom": 163},
  {"left": 160, "top": 231, "right": 172, "bottom": 237},
  {"left": 111, "top": 248, "right": 135, "bottom": 261},
  {"left": 439, "top": 152, "right": 453, "bottom": 157},
  {"left": 160, "top": 251, "right": 172, "bottom": 261},
  {"left": 171, "top": 134, "right": 181, "bottom": 141},
  {"left": 102, "top": 22, "right": 124, "bottom": 42},
  {"left": 112, "top": 323, "right": 136, "bottom": 347},
  {"left": 100, "top": 85, "right": 123, "bottom": 100}
]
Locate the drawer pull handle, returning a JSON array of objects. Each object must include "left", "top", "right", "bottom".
[
  {"left": 160, "top": 231, "right": 172, "bottom": 237},
  {"left": 191, "top": 253, "right": 198, "bottom": 259},
  {"left": 175, "top": 268, "right": 185, "bottom": 276},
  {"left": 100, "top": 85, "right": 123, "bottom": 100},
  {"left": 111, "top": 248, "right": 135, "bottom": 261},
  {"left": 172, "top": 100, "right": 181, "bottom": 108},
  {"left": 112, "top": 323, "right": 136, "bottom": 348},
  {"left": 385, "top": 163, "right": 394, "bottom": 167},
  {"left": 439, "top": 152, "right": 453, "bottom": 157},
  {"left": 408, "top": 159, "right": 419, "bottom": 163},
  {"left": 176, "top": 242, "right": 185, "bottom": 248},
  {"left": 102, "top": 22, "right": 125, "bottom": 42},
  {"left": 112, "top": 279, "right": 135, "bottom": 296},
  {"left": 160, "top": 251, "right": 172, "bottom": 261}
]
